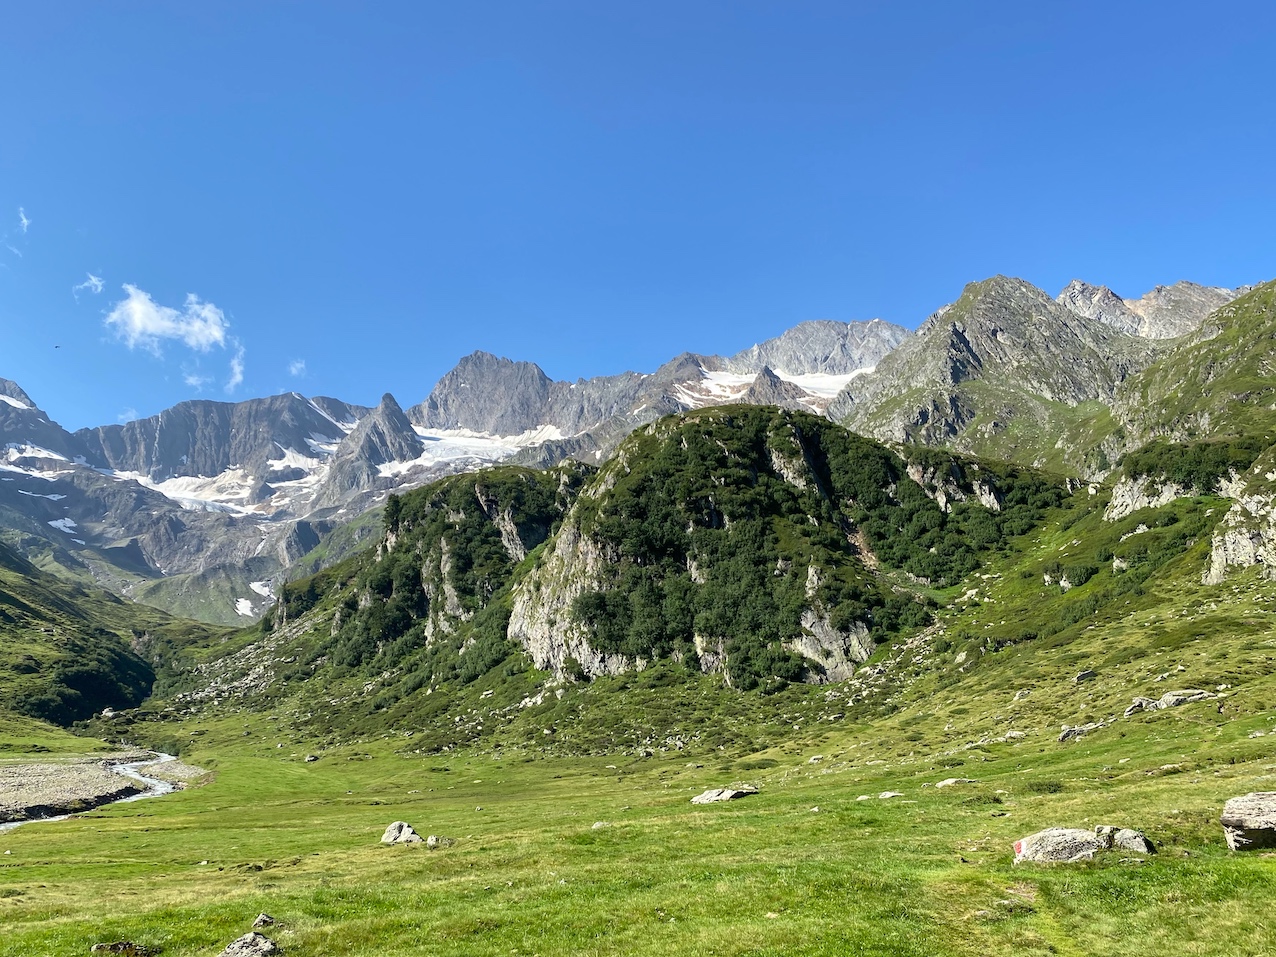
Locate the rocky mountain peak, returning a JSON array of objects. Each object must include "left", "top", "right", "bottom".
[
  {"left": 0, "top": 378, "right": 37, "bottom": 409},
  {"left": 725, "top": 318, "right": 908, "bottom": 376},
  {"left": 1057, "top": 278, "right": 1245, "bottom": 339},
  {"left": 411, "top": 351, "right": 554, "bottom": 435}
]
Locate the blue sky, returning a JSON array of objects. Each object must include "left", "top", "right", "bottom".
[{"left": 2, "top": 2, "right": 1274, "bottom": 430}]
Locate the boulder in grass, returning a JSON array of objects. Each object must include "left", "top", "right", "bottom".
[
  {"left": 90, "top": 945, "right": 159, "bottom": 956},
  {"left": 381, "top": 821, "right": 424, "bottom": 844},
  {"left": 219, "top": 933, "right": 279, "bottom": 957},
  {"left": 935, "top": 778, "right": 977, "bottom": 789},
  {"left": 1221, "top": 792, "right": 1276, "bottom": 851},
  {"left": 1013, "top": 828, "right": 1107, "bottom": 864},
  {"left": 1095, "top": 825, "right": 1156, "bottom": 854},
  {"left": 426, "top": 834, "right": 455, "bottom": 849},
  {"left": 252, "top": 914, "right": 275, "bottom": 929},
  {"left": 690, "top": 785, "right": 758, "bottom": 805}
]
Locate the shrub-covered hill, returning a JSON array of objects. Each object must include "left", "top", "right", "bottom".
[
  {"left": 163, "top": 407, "right": 1064, "bottom": 735},
  {"left": 0, "top": 542, "right": 227, "bottom": 729}
]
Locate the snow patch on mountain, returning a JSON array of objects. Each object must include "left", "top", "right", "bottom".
[
  {"left": 47, "top": 518, "right": 78, "bottom": 533},
  {"left": 0, "top": 395, "right": 31, "bottom": 411}
]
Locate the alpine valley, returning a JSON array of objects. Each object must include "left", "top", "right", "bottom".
[{"left": 5, "top": 274, "right": 1276, "bottom": 957}]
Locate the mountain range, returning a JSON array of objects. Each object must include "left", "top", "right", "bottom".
[{"left": 0, "top": 276, "right": 1261, "bottom": 627}]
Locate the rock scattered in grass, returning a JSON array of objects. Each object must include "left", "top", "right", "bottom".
[
  {"left": 1014, "top": 828, "right": 1106, "bottom": 864},
  {"left": 1014, "top": 825, "right": 1155, "bottom": 864},
  {"left": 90, "top": 943, "right": 159, "bottom": 956},
  {"left": 1058, "top": 721, "right": 1104, "bottom": 742},
  {"left": 591, "top": 821, "right": 610, "bottom": 829},
  {"left": 1073, "top": 670, "right": 1097, "bottom": 683},
  {"left": 690, "top": 786, "right": 758, "bottom": 805},
  {"left": 936, "top": 778, "right": 977, "bottom": 788},
  {"left": 1126, "top": 689, "right": 1217, "bottom": 716},
  {"left": 878, "top": 791, "right": 903, "bottom": 800},
  {"left": 219, "top": 933, "right": 278, "bottom": 957},
  {"left": 1221, "top": 792, "right": 1276, "bottom": 851},
  {"left": 426, "top": 834, "right": 455, "bottom": 849},
  {"left": 252, "top": 914, "right": 275, "bottom": 928},
  {"left": 381, "top": 821, "right": 423, "bottom": 844}
]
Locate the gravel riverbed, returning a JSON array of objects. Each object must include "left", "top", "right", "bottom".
[{"left": 0, "top": 752, "right": 204, "bottom": 823}]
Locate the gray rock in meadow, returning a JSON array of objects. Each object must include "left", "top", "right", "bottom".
[
  {"left": 90, "top": 944, "right": 158, "bottom": 956},
  {"left": 1221, "top": 792, "right": 1276, "bottom": 851},
  {"left": 691, "top": 785, "right": 758, "bottom": 805},
  {"left": 252, "top": 914, "right": 275, "bottom": 928},
  {"left": 1094, "top": 825, "right": 1156, "bottom": 854},
  {"left": 1073, "top": 670, "right": 1097, "bottom": 683},
  {"left": 878, "top": 791, "right": 904, "bottom": 800},
  {"left": 381, "top": 821, "right": 424, "bottom": 844},
  {"left": 1124, "top": 696, "right": 1159, "bottom": 717},
  {"left": 219, "top": 933, "right": 279, "bottom": 957},
  {"left": 1058, "top": 721, "right": 1103, "bottom": 742},
  {"left": 425, "top": 834, "right": 455, "bottom": 849},
  {"left": 1013, "top": 827, "right": 1108, "bottom": 864},
  {"left": 935, "top": 778, "right": 977, "bottom": 789},
  {"left": 1156, "top": 689, "right": 1215, "bottom": 709}
]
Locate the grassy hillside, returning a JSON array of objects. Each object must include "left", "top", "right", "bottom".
[{"left": 0, "top": 542, "right": 227, "bottom": 729}]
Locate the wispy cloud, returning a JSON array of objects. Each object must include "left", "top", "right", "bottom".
[
  {"left": 72, "top": 273, "right": 105, "bottom": 300},
  {"left": 183, "top": 370, "right": 213, "bottom": 389},
  {"left": 225, "top": 341, "right": 245, "bottom": 394},
  {"left": 288, "top": 358, "right": 306, "bottom": 377},
  {"left": 17, "top": 208, "right": 30, "bottom": 234},
  {"left": 5, "top": 244, "right": 21, "bottom": 259},
  {"left": 104, "top": 284, "right": 229, "bottom": 355},
  {"left": 117, "top": 407, "right": 139, "bottom": 423}
]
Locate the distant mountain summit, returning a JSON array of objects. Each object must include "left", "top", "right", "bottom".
[{"left": 1056, "top": 279, "right": 1245, "bottom": 339}]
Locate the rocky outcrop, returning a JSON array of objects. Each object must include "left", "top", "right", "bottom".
[
  {"left": 1124, "top": 689, "right": 1217, "bottom": 716},
  {"left": 1221, "top": 793, "right": 1276, "bottom": 850},
  {"left": 507, "top": 522, "right": 630, "bottom": 679},
  {"left": 788, "top": 610, "right": 873, "bottom": 683},
  {"left": 1104, "top": 475, "right": 1194, "bottom": 522},
  {"left": 381, "top": 821, "right": 424, "bottom": 844},
  {"left": 691, "top": 785, "right": 758, "bottom": 804},
  {"left": 1205, "top": 486, "right": 1276, "bottom": 585}
]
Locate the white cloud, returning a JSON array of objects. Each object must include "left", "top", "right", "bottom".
[
  {"left": 5, "top": 244, "right": 21, "bottom": 259},
  {"left": 183, "top": 371, "right": 213, "bottom": 389},
  {"left": 225, "top": 341, "right": 245, "bottom": 393},
  {"left": 117, "top": 407, "right": 138, "bottom": 423},
  {"left": 17, "top": 208, "right": 30, "bottom": 234},
  {"left": 104, "top": 284, "right": 229, "bottom": 355},
  {"left": 72, "top": 273, "right": 105, "bottom": 299},
  {"left": 288, "top": 358, "right": 306, "bottom": 377}
]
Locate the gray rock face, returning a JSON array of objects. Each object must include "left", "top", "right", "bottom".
[
  {"left": 739, "top": 366, "right": 815, "bottom": 411},
  {"left": 219, "top": 933, "right": 279, "bottom": 957},
  {"left": 1221, "top": 792, "right": 1276, "bottom": 850},
  {"left": 1057, "top": 279, "right": 1243, "bottom": 339},
  {"left": 724, "top": 318, "right": 908, "bottom": 375},
  {"left": 77, "top": 392, "right": 366, "bottom": 482},
  {"left": 690, "top": 785, "right": 758, "bottom": 804},
  {"left": 381, "top": 821, "right": 424, "bottom": 844},
  {"left": 317, "top": 393, "right": 424, "bottom": 506}
]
